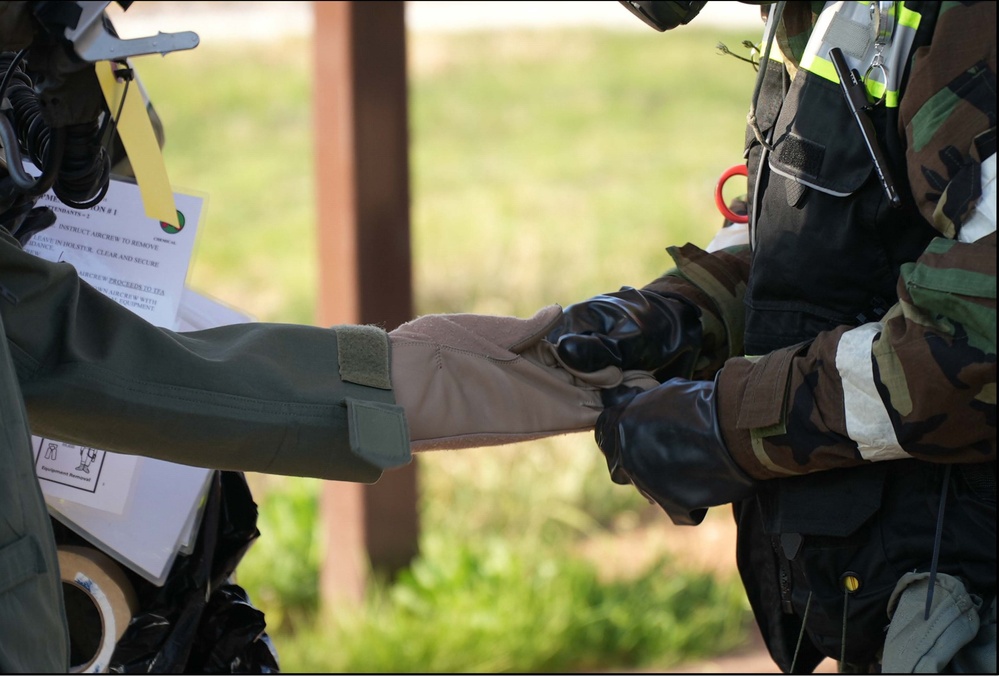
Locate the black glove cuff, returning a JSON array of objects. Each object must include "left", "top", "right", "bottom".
[{"left": 606, "top": 377, "right": 758, "bottom": 525}]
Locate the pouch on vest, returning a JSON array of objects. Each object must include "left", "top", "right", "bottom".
[
  {"left": 747, "top": 463, "right": 898, "bottom": 667},
  {"left": 768, "top": 70, "right": 873, "bottom": 201},
  {"left": 744, "top": 65, "right": 915, "bottom": 355},
  {"left": 742, "top": 460, "right": 997, "bottom": 669}
]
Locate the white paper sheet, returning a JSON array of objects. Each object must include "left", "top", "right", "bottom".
[
  {"left": 27, "top": 177, "right": 203, "bottom": 515},
  {"left": 46, "top": 289, "right": 252, "bottom": 585},
  {"left": 24, "top": 177, "right": 253, "bottom": 584},
  {"left": 26, "top": 179, "right": 203, "bottom": 328},
  {"left": 33, "top": 440, "right": 139, "bottom": 515},
  {"left": 47, "top": 457, "right": 214, "bottom": 585}
]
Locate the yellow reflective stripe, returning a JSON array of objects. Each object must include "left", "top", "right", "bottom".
[
  {"left": 767, "top": 40, "right": 786, "bottom": 64},
  {"left": 897, "top": 3, "right": 921, "bottom": 30},
  {"left": 800, "top": 50, "right": 834, "bottom": 80},
  {"left": 859, "top": 1, "right": 922, "bottom": 28},
  {"left": 866, "top": 77, "right": 892, "bottom": 106},
  {"left": 800, "top": 53, "right": 900, "bottom": 107},
  {"left": 793, "top": 2, "right": 920, "bottom": 107}
]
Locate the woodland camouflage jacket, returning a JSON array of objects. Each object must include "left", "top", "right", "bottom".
[{"left": 644, "top": 1, "right": 996, "bottom": 480}]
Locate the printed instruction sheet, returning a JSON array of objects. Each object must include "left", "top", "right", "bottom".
[
  {"left": 27, "top": 177, "right": 202, "bottom": 515},
  {"left": 26, "top": 177, "right": 203, "bottom": 327},
  {"left": 26, "top": 177, "right": 263, "bottom": 584},
  {"left": 46, "top": 289, "right": 251, "bottom": 584}
]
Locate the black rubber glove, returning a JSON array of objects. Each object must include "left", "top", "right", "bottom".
[
  {"left": 548, "top": 287, "right": 702, "bottom": 382},
  {"left": 595, "top": 377, "right": 758, "bottom": 526}
]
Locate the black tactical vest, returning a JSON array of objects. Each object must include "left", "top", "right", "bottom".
[{"left": 734, "top": 2, "right": 995, "bottom": 670}]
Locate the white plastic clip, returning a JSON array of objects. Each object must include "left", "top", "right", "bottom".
[{"left": 64, "top": 1, "right": 199, "bottom": 62}]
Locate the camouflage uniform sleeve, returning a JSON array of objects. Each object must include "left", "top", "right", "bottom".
[
  {"left": 901, "top": 2, "right": 996, "bottom": 239},
  {"left": 642, "top": 242, "right": 751, "bottom": 380},
  {"left": 715, "top": 4, "right": 997, "bottom": 479}
]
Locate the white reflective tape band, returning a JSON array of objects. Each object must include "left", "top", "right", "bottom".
[
  {"left": 959, "top": 152, "right": 997, "bottom": 244},
  {"left": 706, "top": 222, "right": 750, "bottom": 252},
  {"left": 836, "top": 322, "right": 908, "bottom": 461}
]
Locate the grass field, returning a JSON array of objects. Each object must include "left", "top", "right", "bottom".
[{"left": 129, "top": 19, "right": 763, "bottom": 673}]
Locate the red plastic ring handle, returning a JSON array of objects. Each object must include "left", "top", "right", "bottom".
[{"left": 715, "top": 164, "right": 749, "bottom": 224}]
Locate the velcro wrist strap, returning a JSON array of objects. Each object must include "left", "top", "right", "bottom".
[
  {"left": 332, "top": 325, "right": 392, "bottom": 390},
  {"left": 731, "top": 342, "right": 812, "bottom": 478},
  {"left": 346, "top": 398, "right": 410, "bottom": 470},
  {"left": 736, "top": 341, "right": 811, "bottom": 432}
]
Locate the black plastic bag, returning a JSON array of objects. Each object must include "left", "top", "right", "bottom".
[{"left": 55, "top": 470, "right": 280, "bottom": 673}]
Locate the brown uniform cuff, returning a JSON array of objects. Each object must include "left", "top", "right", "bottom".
[
  {"left": 716, "top": 358, "right": 769, "bottom": 479},
  {"left": 716, "top": 342, "right": 813, "bottom": 480}
]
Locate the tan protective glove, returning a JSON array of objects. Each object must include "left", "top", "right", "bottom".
[{"left": 390, "top": 305, "right": 657, "bottom": 451}]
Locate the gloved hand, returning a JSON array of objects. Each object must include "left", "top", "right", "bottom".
[
  {"left": 547, "top": 287, "right": 703, "bottom": 382},
  {"left": 595, "top": 376, "right": 758, "bottom": 525},
  {"left": 390, "top": 305, "right": 659, "bottom": 451}
]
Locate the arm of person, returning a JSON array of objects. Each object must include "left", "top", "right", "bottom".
[
  {"left": 546, "top": 240, "right": 751, "bottom": 382},
  {"left": 594, "top": 222, "right": 995, "bottom": 522},
  {"left": 717, "top": 226, "right": 996, "bottom": 479},
  {"left": 3, "top": 223, "right": 641, "bottom": 472},
  {"left": 593, "top": 4, "right": 995, "bottom": 524},
  {"left": 1, "top": 227, "right": 408, "bottom": 482},
  {"left": 718, "top": 3, "right": 997, "bottom": 478},
  {"left": 650, "top": 241, "right": 751, "bottom": 379}
]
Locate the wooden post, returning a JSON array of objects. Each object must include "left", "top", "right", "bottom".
[{"left": 313, "top": 0, "right": 419, "bottom": 606}]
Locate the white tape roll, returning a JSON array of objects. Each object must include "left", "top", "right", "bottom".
[{"left": 57, "top": 545, "right": 139, "bottom": 674}]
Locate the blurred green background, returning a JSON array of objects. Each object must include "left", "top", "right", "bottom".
[{"left": 127, "top": 5, "right": 764, "bottom": 672}]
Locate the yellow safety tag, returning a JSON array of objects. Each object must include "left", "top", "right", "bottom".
[{"left": 95, "top": 61, "right": 178, "bottom": 226}]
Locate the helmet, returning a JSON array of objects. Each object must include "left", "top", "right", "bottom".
[
  {"left": 619, "top": 1, "right": 773, "bottom": 31},
  {"left": 617, "top": 1, "right": 708, "bottom": 31}
]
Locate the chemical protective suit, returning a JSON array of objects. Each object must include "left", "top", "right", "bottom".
[{"left": 551, "top": 1, "right": 996, "bottom": 671}]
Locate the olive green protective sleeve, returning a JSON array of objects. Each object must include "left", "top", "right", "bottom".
[
  {"left": 0, "top": 311, "right": 69, "bottom": 674},
  {"left": 0, "top": 229, "right": 411, "bottom": 482}
]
